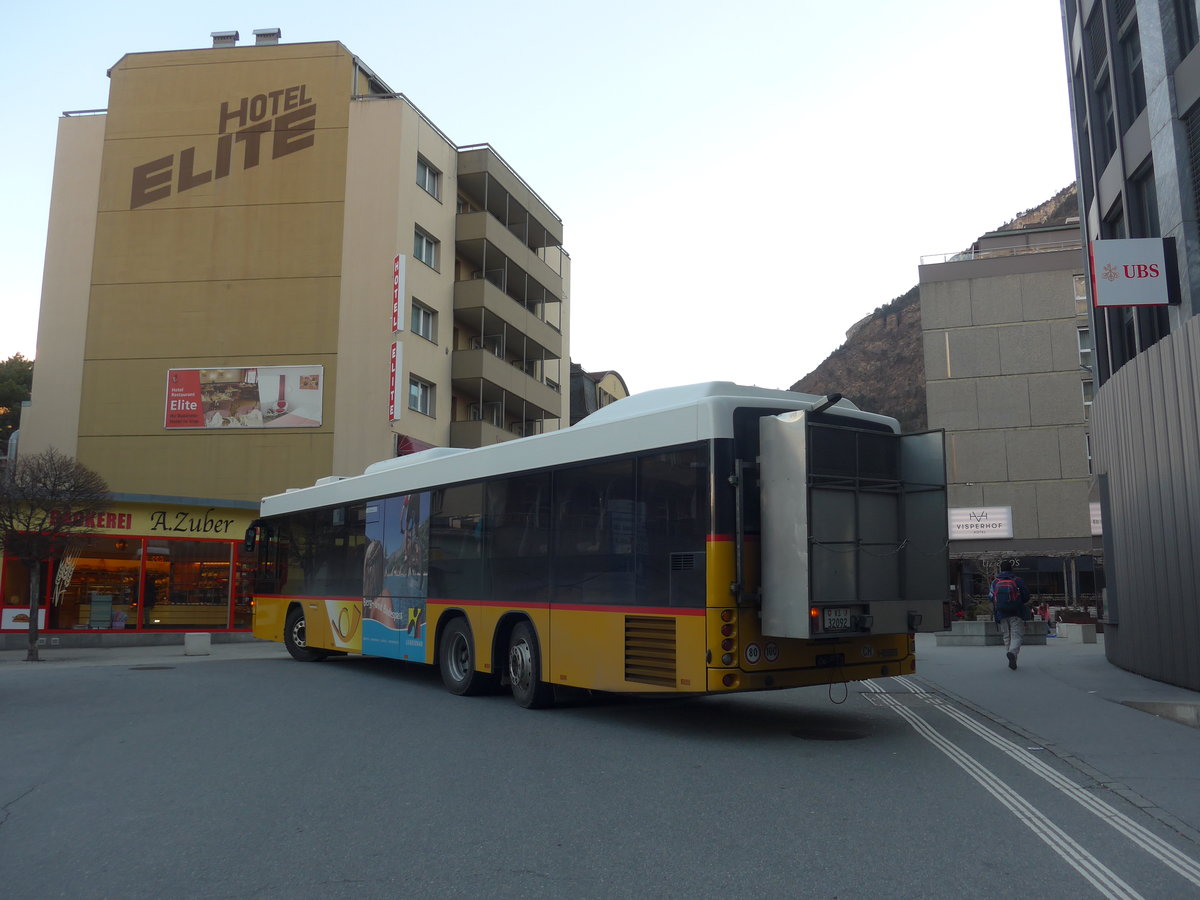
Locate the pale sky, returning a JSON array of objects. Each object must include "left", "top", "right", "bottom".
[{"left": 1, "top": 0, "right": 1076, "bottom": 394}]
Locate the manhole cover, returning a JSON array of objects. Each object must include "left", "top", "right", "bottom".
[{"left": 128, "top": 666, "right": 175, "bottom": 671}]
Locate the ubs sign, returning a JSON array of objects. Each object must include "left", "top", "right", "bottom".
[
  {"left": 130, "top": 84, "right": 316, "bottom": 209},
  {"left": 1089, "top": 237, "right": 1181, "bottom": 308}
]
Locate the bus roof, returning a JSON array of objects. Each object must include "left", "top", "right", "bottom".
[{"left": 259, "top": 381, "right": 898, "bottom": 516}]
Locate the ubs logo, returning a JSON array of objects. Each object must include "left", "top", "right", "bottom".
[{"left": 130, "top": 84, "right": 316, "bottom": 209}]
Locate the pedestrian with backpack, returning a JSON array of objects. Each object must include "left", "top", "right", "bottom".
[{"left": 990, "top": 559, "right": 1030, "bottom": 669}]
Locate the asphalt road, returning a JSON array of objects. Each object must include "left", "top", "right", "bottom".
[{"left": 2, "top": 639, "right": 1200, "bottom": 899}]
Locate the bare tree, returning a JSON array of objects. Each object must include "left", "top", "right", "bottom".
[{"left": 0, "top": 448, "right": 110, "bottom": 660}]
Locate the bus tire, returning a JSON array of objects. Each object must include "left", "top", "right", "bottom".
[
  {"left": 507, "top": 621, "right": 554, "bottom": 709},
  {"left": 439, "top": 617, "right": 489, "bottom": 695},
  {"left": 284, "top": 606, "right": 327, "bottom": 662}
]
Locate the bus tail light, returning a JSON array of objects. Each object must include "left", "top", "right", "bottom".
[
  {"left": 721, "top": 638, "right": 733, "bottom": 651},
  {"left": 722, "top": 673, "right": 738, "bottom": 688},
  {"left": 720, "top": 623, "right": 734, "bottom": 637},
  {"left": 721, "top": 653, "right": 734, "bottom": 666}
]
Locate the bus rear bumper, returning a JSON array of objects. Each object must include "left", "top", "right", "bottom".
[{"left": 705, "top": 654, "right": 916, "bottom": 693}]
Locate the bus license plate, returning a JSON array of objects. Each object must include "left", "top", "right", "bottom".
[{"left": 823, "top": 608, "right": 851, "bottom": 632}]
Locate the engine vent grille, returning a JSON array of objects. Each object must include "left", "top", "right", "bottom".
[{"left": 624, "top": 616, "right": 677, "bottom": 687}]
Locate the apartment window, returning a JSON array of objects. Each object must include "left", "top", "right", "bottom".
[
  {"left": 411, "top": 300, "right": 437, "bottom": 342},
  {"left": 1119, "top": 21, "right": 1146, "bottom": 120},
  {"left": 1074, "top": 275, "right": 1090, "bottom": 317},
  {"left": 1094, "top": 72, "right": 1117, "bottom": 165},
  {"left": 1101, "top": 201, "right": 1125, "bottom": 240},
  {"left": 1085, "top": 9, "right": 1108, "bottom": 73},
  {"left": 1177, "top": 0, "right": 1199, "bottom": 60},
  {"left": 1078, "top": 326, "right": 1093, "bottom": 372},
  {"left": 416, "top": 157, "right": 441, "bottom": 200},
  {"left": 1129, "top": 165, "right": 1159, "bottom": 236},
  {"left": 1082, "top": 379, "right": 1094, "bottom": 418},
  {"left": 1185, "top": 101, "right": 1200, "bottom": 219},
  {"left": 414, "top": 227, "right": 439, "bottom": 269},
  {"left": 409, "top": 376, "right": 435, "bottom": 416}
]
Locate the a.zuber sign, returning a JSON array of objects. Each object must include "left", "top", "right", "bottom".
[
  {"left": 1089, "top": 237, "right": 1181, "bottom": 308},
  {"left": 130, "top": 83, "right": 317, "bottom": 209},
  {"left": 948, "top": 506, "right": 1013, "bottom": 540}
]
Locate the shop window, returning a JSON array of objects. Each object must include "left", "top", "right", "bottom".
[
  {"left": 142, "top": 540, "right": 234, "bottom": 630},
  {"left": 46, "top": 536, "right": 142, "bottom": 631}
]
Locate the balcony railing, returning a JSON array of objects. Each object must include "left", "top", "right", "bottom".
[{"left": 921, "top": 240, "right": 1083, "bottom": 266}]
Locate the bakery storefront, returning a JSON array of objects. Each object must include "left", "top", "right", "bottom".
[{"left": 1, "top": 497, "right": 257, "bottom": 635}]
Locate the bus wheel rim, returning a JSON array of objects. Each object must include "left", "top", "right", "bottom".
[
  {"left": 509, "top": 639, "right": 532, "bottom": 690},
  {"left": 448, "top": 632, "right": 470, "bottom": 681}
]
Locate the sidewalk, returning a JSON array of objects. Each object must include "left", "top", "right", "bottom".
[
  {"left": 0, "top": 637, "right": 290, "bottom": 669},
  {"left": 912, "top": 631, "right": 1200, "bottom": 843}
]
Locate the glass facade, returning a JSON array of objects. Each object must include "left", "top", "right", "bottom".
[{"left": 1, "top": 501, "right": 255, "bottom": 634}]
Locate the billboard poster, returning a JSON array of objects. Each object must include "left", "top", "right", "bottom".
[
  {"left": 362, "top": 492, "right": 431, "bottom": 661},
  {"left": 164, "top": 366, "right": 324, "bottom": 429}
]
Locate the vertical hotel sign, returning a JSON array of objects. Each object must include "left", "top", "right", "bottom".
[
  {"left": 392, "top": 254, "right": 403, "bottom": 332},
  {"left": 389, "top": 343, "right": 399, "bottom": 421},
  {"left": 1089, "top": 237, "right": 1181, "bottom": 308},
  {"left": 389, "top": 254, "right": 405, "bottom": 422}
]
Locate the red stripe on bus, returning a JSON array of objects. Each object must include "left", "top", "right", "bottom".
[
  {"left": 427, "top": 599, "right": 706, "bottom": 616},
  {"left": 260, "top": 596, "right": 706, "bottom": 616}
]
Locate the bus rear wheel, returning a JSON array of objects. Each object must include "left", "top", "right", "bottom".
[
  {"left": 439, "top": 617, "right": 490, "bottom": 695},
  {"left": 284, "top": 607, "right": 327, "bottom": 662},
  {"left": 507, "top": 621, "right": 554, "bottom": 709}
]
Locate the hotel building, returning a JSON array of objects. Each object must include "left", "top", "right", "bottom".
[{"left": 3, "top": 32, "right": 570, "bottom": 644}]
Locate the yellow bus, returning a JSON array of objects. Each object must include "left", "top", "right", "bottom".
[{"left": 248, "top": 382, "right": 947, "bottom": 708}]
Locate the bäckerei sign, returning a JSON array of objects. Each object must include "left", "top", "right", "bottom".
[{"left": 1089, "top": 237, "right": 1180, "bottom": 308}]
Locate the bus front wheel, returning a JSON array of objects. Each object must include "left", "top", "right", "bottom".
[
  {"left": 284, "top": 607, "right": 327, "bottom": 662},
  {"left": 508, "top": 621, "right": 554, "bottom": 709},
  {"left": 439, "top": 617, "right": 490, "bottom": 695}
]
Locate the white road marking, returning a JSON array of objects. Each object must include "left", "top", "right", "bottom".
[
  {"left": 889, "top": 674, "right": 1200, "bottom": 889},
  {"left": 862, "top": 680, "right": 1145, "bottom": 900}
]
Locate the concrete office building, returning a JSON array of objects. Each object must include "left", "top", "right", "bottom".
[
  {"left": 1061, "top": 1, "right": 1200, "bottom": 690},
  {"left": 919, "top": 218, "right": 1099, "bottom": 610},
  {"left": 3, "top": 33, "right": 570, "bottom": 643}
]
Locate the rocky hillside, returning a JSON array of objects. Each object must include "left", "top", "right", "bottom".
[
  {"left": 791, "top": 286, "right": 926, "bottom": 431},
  {"left": 791, "top": 185, "right": 1078, "bottom": 431}
]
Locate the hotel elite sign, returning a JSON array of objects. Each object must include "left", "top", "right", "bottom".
[{"left": 129, "top": 82, "right": 317, "bottom": 209}]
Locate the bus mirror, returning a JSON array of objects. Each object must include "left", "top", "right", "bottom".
[{"left": 243, "top": 525, "right": 257, "bottom": 552}]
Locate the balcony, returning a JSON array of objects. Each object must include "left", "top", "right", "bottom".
[
  {"left": 452, "top": 348, "right": 562, "bottom": 419},
  {"left": 457, "top": 144, "right": 563, "bottom": 250},
  {"left": 449, "top": 418, "right": 515, "bottom": 447},
  {"left": 454, "top": 278, "right": 562, "bottom": 361},
  {"left": 456, "top": 211, "right": 564, "bottom": 296}
]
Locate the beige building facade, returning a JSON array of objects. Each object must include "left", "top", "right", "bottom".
[
  {"left": 4, "top": 36, "right": 568, "bottom": 645},
  {"left": 919, "top": 222, "right": 1098, "bottom": 607},
  {"left": 21, "top": 37, "right": 570, "bottom": 504}
]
